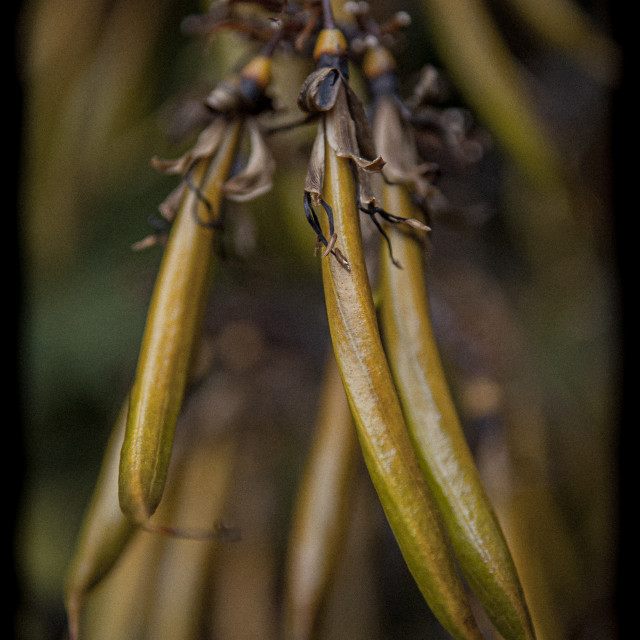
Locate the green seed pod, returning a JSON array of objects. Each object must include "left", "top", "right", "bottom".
[
  {"left": 378, "top": 180, "right": 536, "bottom": 640},
  {"left": 319, "top": 137, "right": 483, "bottom": 640},
  {"left": 118, "top": 120, "right": 242, "bottom": 525},
  {"left": 65, "top": 398, "right": 137, "bottom": 640}
]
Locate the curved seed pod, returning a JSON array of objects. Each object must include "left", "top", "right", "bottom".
[
  {"left": 378, "top": 182, "right": 535, "bottom": 640},
  {"left": 118, "top": 120, "right": 243, "bottom": 524},
  {"left": 144, "top": 436, "right": 239, "bottom": 640},
  {"left": 320, "top": 138, "right": 483, "bottom": 640},
  {"left": 65, "top": 398, "right": 136, "bottom": 640},
  {"left": 418, "top": 0, "right": 564, "bottom": 190},
  {"left": 284, "top": 352, "right": 359, "bottom": 640}
]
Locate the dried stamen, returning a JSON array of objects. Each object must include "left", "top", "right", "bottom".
[{"left": 303, "top": 191, "right": 350, "bottom": 270}]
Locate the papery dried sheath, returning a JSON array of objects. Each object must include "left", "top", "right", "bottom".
[
  {"left": 223, "top": 118, "right": 275, "bottom": 202},
  {"left": 298, "top": 54, "right": 384, "bottom": 212}
]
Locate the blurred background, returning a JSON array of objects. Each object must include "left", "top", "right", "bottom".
[{"left": 12, "top": 0, "right": 627, "bottom": 638}]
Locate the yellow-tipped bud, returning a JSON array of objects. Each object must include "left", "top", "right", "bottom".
[
  {"left": 313, "top": 28, "right": 348, "bottom": 61},
  {"left": 240, "top": 55, "right": 273, "bottom": 91},
  {"left": 362, "top": 45, "right": 396, "bottom": 81}
]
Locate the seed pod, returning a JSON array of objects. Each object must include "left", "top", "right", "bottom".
[
  {"left": 320, "top": 137, "right": 483, "bottom": 640},
  {"left": 378, "top": 180, "right": 536, "bottom": 640},
  {"left": 284, "top": 353, "right": 359, "bottom": 640},
  {"left": 118, "top": 120, "right": 242, "bottom": 525},
  {"left": 65, "top": 398, "right": 136, "bottom": 640}
]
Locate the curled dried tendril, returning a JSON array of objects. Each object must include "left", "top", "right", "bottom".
[{"left": 298, "top": 26, "right": 428, "bottom": 269}]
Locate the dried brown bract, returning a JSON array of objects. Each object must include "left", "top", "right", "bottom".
[
  {"left": 134, "top": 56, "right": 277, "bottom": 249},
  {"left": 298, "top": 28, "right": 427, "bottom": 268}
]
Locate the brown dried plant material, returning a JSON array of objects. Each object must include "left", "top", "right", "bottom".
[
  {"left": 297, "top": 27, "right": 422, "bottom": 268},
  {"left": 297, "top": 40, "right": 428, "bottom": 267}
]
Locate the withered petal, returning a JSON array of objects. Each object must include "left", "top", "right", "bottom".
[
  {"left": 223, "top": 119, "right": 275, "bottom": 202},
  {"left": 325, "top": 88, "right": 385, "bottom": 173},
  {"left": 354, "top": 167, "right": 381, "bottom": 209},
  {"left": 131, "top": 234, "right": 161, "bottom": 251},
  {"left": 373, "top": 96, "right": 419, "bottom": 179},
  {"left": 373, "top": 95, "right": 437, "bottom": 203},
  {"left": 157, "top": 183, "right": 187, "bottom": 221},
  {"left": 343, "top": 81, "right": 380, "bottom": 163},
  {"left": 205, "top": 77, "right": 243, "bottom": 114},
  {"left": 151, "top": 117, "right": 230, "bottom": 176},
  {"left": 298, "top": 67, "right": 342, "bottom": 113}
]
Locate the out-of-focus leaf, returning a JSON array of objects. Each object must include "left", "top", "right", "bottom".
[
  {"left": 284, "top": 352, "right": 359, "bottom": 640},
  {"left": 419, "top": 0, "right": 565, "bottom": 190}
]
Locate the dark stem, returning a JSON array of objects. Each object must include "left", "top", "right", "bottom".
[
  {"left": 262, "top": 23, "right": 284, "bottom": 57},
  {"left": 321, "top": 0, "right": 335, "bottom": 30}
]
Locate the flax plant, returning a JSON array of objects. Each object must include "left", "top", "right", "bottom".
[
  {"left": 296, "top": 8, "right": 488, "bottom": 638},
  {"left": 37, "top": 1, "right": 620, "bottom": 639}
]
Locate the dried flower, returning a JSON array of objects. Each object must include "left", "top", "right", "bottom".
[
  {"left": 364, "top": 45, "right": 441, "bottom": 215},
  {"left": 135, "top": 54, "right": 276, "bottom": 248},
  {"left": 297, "top": 27, "right": 427, "bottom": 269}
]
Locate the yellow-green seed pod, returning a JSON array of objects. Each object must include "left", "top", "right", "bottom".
[
  {"left": 284, "top": 352, "right": 359, "bottom": 640},
  {"left": 118, "top": 120, "right": 243, "bottom": 524},
  {"left": 378, "top": 180, "right": 536, "bottom": 640},
  {"left": 65, "top": 398, "right": 136, "bottom": 640},
  {"left": 319, "top": 137, "right": 483, "bottom": 640}
]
